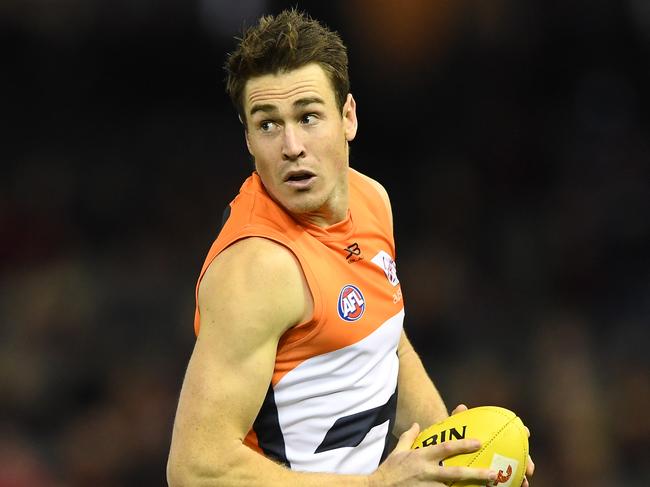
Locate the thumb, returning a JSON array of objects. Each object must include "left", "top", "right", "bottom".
[
  {"left": 393, "top": 423, "right": 421, "bottom": 453},
  {"left": 451, "top": 403, "right": 469, "bottom": 416}
]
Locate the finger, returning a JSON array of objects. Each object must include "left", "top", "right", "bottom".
[
  {"left": 524, "top": 425, "right": 531, "bottom": 437},
  {"left": 430, "top": 465, "right": 497, "bottom": 484},
  {"left": 451, "top": 404, "right": 468, "bottom": 415},
  {"left": 394, "top": 423, "right": 420, "bottom": 453},
  {"left": 423, "top": 438, "right": 482, "bottom": 462},
  {"left": 522, "top": 475, "right": 529, "bottom": 487},
  {"left": 526, "top": 455, "right": 535, "bottom": 476}
]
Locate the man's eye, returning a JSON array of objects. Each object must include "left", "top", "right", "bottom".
[
  {"left": 301, "top": 114, "right": 317, "bottom": 124},
  {"left": 260, "top": 121, "right": 275, "bottom": 132}
]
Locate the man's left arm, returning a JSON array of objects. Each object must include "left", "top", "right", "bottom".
[
  {"left": 394, "top": 331, "right": 536, "bottom": 486},
  {"left": 360, "top": 176, "right": 450, "bottom": 433},
  {"left": 394, "top": 330, "right": 449, "bottom": 435}
]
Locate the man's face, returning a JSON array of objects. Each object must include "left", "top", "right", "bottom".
[{"left": 243, "top": 63, "right": 357, "bottom": 226}]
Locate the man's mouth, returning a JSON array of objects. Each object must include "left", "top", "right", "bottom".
[
  {"left": 284, "top": 170, "right": 315, "bottom": 182},
  {"left": 284, "top": 170, "right": 316, "bottom": 189}
]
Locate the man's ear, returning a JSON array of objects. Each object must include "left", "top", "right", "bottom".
[
  {"left": 342, "top": 93, "right": 358, "bottom": 142},
  {"left": 244, "top": 129, "right": 253, "bottom": 156},
  {"left": 239, "top": 115, "right": 253, "bottom": 155}
]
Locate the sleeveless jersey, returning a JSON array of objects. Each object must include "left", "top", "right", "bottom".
[{"left": 194, "top": 168, "right": 405, "bottom": 474}]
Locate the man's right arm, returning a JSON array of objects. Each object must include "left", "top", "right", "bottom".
[
  {"left": 166, "top": 237, "right": 497, "bottom": 486},
  {"left": 167, "top": 237, "right": 372, "bottom": 486}
]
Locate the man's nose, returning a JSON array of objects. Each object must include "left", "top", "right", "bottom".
[{"left": 282, "top": 125, "right": 306, "bottom": 161}]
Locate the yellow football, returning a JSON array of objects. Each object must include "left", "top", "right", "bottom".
[{"left": 411, "top": 406, "right": 528, "bottom": 487}]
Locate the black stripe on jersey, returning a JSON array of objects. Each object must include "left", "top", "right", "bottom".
[
  {"left": 253, "top": 383, "right": 291, "bottom": 468},
  {"left": 314, "top": 388, "right": 398, "bottom": 455},
  {"left": 379, "top": 388, "right": 398, "bottom": 463}
]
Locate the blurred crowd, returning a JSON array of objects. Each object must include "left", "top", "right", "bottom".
[{"left": 2, "top": 1, "right": 649, "bottom": 486}]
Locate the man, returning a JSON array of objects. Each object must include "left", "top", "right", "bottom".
[{"left": 168, "top": 9, "right": 532, "bottom": 486}]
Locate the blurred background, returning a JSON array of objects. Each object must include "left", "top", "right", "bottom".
[{"left": 2, "top": 0, "right": 649, "bottom": 485}]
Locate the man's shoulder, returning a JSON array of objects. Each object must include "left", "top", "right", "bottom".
[
  {"left": 196, "top": 235, "right": 312, "bottom": 341},
  {"left": 198, "top": 237, "right": 308, "bottom": 330},
  {"left": 224, "top": 173, "right": 296, "bottom": 235},
  {"left": 349, "top": 168, "right": 390, "bottom": 202},
  {"left": 206, "top": 237, "right": 299, "bottom": 281},
  {"left": 349, "top": 168, "right": 393, "bottom": 229}
]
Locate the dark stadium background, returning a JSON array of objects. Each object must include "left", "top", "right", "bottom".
[{"left": 2, "top": 0, "right": 649, "bottom": 485}]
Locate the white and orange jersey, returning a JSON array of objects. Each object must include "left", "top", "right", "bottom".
[{"left": 194, "top": 168, "right": 405, "bottom": 474}]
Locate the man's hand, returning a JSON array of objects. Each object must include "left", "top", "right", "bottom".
[
  {"left": 522, "top": 426, "right": 535, "bottom": 487},
  {"left": 452, "top": 404, "right": 535, "bottom": 487},
  {"left": 369, "top": 423, "right": 498, "bottom": 486}
]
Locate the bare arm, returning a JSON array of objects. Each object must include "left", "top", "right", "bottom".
[
  {"left": 358, "top": 174, "right": 449, "bottom": 432},
  {"left": 394, "top": 330, "right": 449, "bottom": 435},
  {"left": 167, "top": 237, "right": 369, "bottom": 486},
  {"left": 349, "top": 172, "right": 528, "bottom": 485},
  {"left": 354, "top": 174, "right": 449, "bottom": 430}
]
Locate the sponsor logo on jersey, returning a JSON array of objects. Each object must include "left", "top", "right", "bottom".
[
  {"left": 371, "top": 250, "right": 399, "bottom": 286},
  {"left": 337, "top": 284, "right": 366, "bottom": 322},
  {"left": 488, "top": 453, "right": 519, "bottom": 487},
  {"left": 344, "top": 242, "right": 363, "bottom": 263}
]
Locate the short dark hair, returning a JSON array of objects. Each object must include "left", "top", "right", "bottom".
[{"left": 225, "top": 9, "right": 350, "bottom": 124}]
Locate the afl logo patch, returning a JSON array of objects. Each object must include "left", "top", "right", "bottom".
[{"left": 337, "top": 284, "right": 366, "bottom": 322}]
